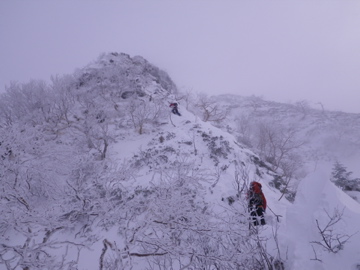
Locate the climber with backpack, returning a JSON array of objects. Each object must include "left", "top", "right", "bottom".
[
  {"left": 169, "top": 102, "right": 181, "bottom": 116},
  {"left": 247, "top": 181, "right": 267, "bottom": 226}
]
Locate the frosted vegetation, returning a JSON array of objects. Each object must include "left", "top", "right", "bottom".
[{"left": 1, "top": 53, "right": 359, "bottom": 269}]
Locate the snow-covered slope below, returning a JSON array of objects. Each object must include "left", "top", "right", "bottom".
[{"left": 284, "top": 167, "right": 360, "bottom": 270}]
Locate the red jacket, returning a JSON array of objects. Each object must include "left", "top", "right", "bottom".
[{"left": 248, "top": 181, "right": 267, "bottom": 210}]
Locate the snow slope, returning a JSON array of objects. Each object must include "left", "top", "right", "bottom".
[
  {"left": 285, "top": 167, "right": 360, "bottom": 270},
  {"left": 78, "top": 100, "right": 360, "bottom": 269}
]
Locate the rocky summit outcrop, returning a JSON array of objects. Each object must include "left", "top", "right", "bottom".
[{"left": 74, "top": 52, "right": 177, "bottom": 99}]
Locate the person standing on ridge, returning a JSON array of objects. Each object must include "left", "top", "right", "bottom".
[
  {"left": 247, "top": 181, "right": 267, "bottom": 226},
  {"left": 169, "top": 102, "right": 181, "bottom": 116}
]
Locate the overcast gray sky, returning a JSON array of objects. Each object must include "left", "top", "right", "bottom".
[{"left": 1, "top": 1, "right": 360, "bottom": 113}]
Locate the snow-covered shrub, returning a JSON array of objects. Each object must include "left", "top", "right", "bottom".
[
  {"left": 269, "top": 175, "right": 296, "bottom": 202},
  {"left": 311, "top": 207, "right": 356, "bottom": 254},
  {"left": 201, "top": 132, "right": 232, "bottom": 166},
  {"left": 194, "top": 93, "right": 229, "bottom": 123}
]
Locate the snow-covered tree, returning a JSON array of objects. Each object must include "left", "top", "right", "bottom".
[
  {"left": 194, "top": 93, "right": 229, "bottom": 123},
  {"left": 331, "top": 161, "right": 360, "bottom": 191}
]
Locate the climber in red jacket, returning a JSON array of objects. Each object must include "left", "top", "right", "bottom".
[
  {"left": 169, "top": 103, "right": 181, "bottom": 116},
  {"left": 247, "top": 181, "right": 267, "bottom": 226}
]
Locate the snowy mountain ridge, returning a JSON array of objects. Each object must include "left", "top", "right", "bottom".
[
  {"left": 1, "top": 53, "right": 360, "bottom": 270},
  {"left": 214, "top": 93, "right": 360, "bottom": 161},
  {"left": 193, "top": 93, "right": 360, "bottom": 198}
]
